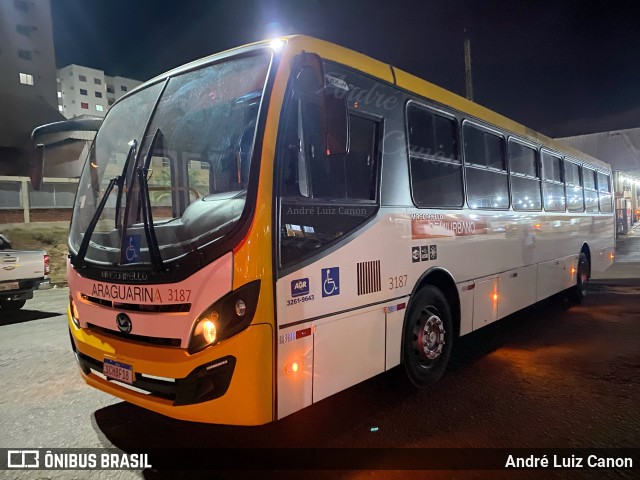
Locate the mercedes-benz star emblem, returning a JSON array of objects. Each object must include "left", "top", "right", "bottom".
[{"left": 116, "top": 313, "right": 132, "bottom": 333}]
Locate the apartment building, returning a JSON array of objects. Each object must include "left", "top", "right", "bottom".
[
  {"left": 0, "top": 0, "right": 58, "bottom": 110},
  {"left": 57, "top": 65, "right": 142, "bottom": 118},
  {"left": 0, "top": 0, "right": 63, "bottom": 174}
]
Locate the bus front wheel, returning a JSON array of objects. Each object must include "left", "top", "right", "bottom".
[
  {"left": 568, "top": 252, "right": 589, "bottom": 303},
  {"left": 402, "top": 285, "right": 453, "bottom": 388}
]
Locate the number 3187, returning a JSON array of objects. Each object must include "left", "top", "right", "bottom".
[
  {"left": 389, "top": 275, "right": 408, "bottom": 289},
  {"left": 168, "top": 289, "right": 191, "bottom": 302}
]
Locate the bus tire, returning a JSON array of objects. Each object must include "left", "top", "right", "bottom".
[
  {"left": 402, "top": 285, "right": 453, "bottom": 388},
  {"left": 568, "top": 252, "right": 589, "bottom": 303}
]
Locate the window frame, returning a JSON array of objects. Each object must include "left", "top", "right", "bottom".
[
  {"left": 16, "top": 24, "right": 32, "bottom": 36},
  {"left": 507, "top": 136, "right": 542, "bottom": 212},
  {"left": 564, "top": 158, "right": 585, "bottom": 213},
  {"left": 405, "top": 100, "right": 464, "bottom": 209},
  {"left": 540, "top": 148, "right": 566, "bottom": 212},
  {"left": 14, "top": 0, "right": 29, "bottom": 13},
  {"left": 582, "top": 166, "right": 599, "bottom": 213},
  {"left": 17, "top": 49, "right": 32, "bottom": 61},
  {"left": 276, "top": 85, "right": 384, "bottom": 271},
  {"left": 462, "top": 120, "right": 510, "bottom": 210},
  {"left": 18, "top": 72, "right": 34, "bottom": 85},
  {"left": 596, "top": 170, "right": 613, "bottom": 213}
]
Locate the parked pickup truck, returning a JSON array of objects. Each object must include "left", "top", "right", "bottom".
[{"left": 0, "top": 234, "right": 50, "bottom": 312}]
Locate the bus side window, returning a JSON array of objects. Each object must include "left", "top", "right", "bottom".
[
  {"left": 278, "top": 98, "right": 380, "bottom": 268},
  {"left": 541, "top": 151, "right": 565, "bottom": 212},
  {"left": 463, "top": 123, "right": 509, "bottom": 209},
  {"left": 583, "top": 167, "right": 599, "bottom": 213},
  {"left": 565, "top": 160, "right": 584, "bottom": 212},
  {"left": 147, "top": 155, "right": 176, "bottom": 220},
  {"left": 187, "top": 159, "right": 211, "bottom": 202},
  {"left": 597, "top": 171, "right": 612, "bottom": 213},
  {"left": 407, "top": 104, "right": 463, "bottom": 208},
  {"left": 508, "top": 139, "right": 541, "bottom": 211}
]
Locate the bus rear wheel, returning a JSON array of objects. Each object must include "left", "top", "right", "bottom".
[
  {"left": 402, "top": 285, "right": 453, "bottom": 388},
  {"left": 568, "top": 252, "right": 589, "bottom": 303}
]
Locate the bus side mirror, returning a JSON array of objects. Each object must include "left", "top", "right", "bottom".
[
  {"left": 293, "top": 52, "right": 350, "bottom": 157},
  {"left": 30, "top": 117, "right": 103, "bottom": 191},
  {"left": 29, "top": 144, "right": 45, "bottom": 191}
]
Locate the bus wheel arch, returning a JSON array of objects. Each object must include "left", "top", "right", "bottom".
[
  {"left": 408, "top": 268, "right": 460, "bottom": 338},
  {"left": 401, "top": 268, "right": 459, "bottom": 388}
]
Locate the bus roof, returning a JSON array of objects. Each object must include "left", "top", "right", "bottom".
[
  {"left": 133, "top": 35, "right": 611, "bottom": 172},
  {"left": 283, "top": 35, "right": 611, "bottom": 172}
]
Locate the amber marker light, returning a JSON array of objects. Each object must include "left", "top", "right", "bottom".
[
  {"left": 492, "top": 293, "right": 498, "bottom": 301},
  {"left": 69, "top": 295, "right": 80, "bottom": 328},
  {"left": 286, "top": 361, "right": 300, "bottom": 375},
  {"left": 610, "top": 253, "right": 615, "bottom": 260},
  {"left": 571, "top": 267, "right": 577, "bottom": 274}
]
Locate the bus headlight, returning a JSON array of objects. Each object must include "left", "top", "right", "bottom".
[
  {"left": 188, "top": 280, "right": 261, "bottom": 354},
  {"left": 196, "top": 313, "right": 218, "bottom": 345}
]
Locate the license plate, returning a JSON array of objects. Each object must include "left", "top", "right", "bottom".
[
  {"left": 103, "top": 358, "right": 133, "bottom": 385},
  {"left": 0, "top": 282, "right": 19, "bottom": 292}
]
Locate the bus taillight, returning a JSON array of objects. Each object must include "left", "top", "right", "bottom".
[{"left": 44, "top": 254, "right": 50, "bottom": 276}]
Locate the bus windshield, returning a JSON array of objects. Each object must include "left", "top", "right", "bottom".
[{"left": 69, "top": 52, "right": 272, "bottom": 267}]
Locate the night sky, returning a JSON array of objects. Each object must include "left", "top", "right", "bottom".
[{"left": 51, "top": 0, "right": 640, "bottom": 137}]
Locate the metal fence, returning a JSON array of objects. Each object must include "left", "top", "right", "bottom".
[{"left": 0, "top": 176, "right": 78, "bottom": 223}]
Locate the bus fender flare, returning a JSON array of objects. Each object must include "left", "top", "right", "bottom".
[{"left": 403, "top": 266, "right": 461, "bottom": 348}]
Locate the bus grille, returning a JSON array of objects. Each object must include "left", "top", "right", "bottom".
[{"left": 87, "top": 323, "right": 181, "bottom": 347}]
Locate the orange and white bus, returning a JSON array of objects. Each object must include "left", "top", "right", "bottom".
[{"left": 36, "top": 36, "right": 614, "bottom": 425}]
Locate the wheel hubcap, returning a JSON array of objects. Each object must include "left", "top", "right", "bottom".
[{"left": 413, "top": 309, "right": 446, "bottom": 363}]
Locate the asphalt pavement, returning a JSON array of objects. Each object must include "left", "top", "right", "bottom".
[
  {"left": 1, "top": 241, "right": 639, "bottom": 480},
  {"left": 592, "top": 223, "right": 640, "bottom": 280}
]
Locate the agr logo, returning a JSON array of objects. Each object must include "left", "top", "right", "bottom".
[{"left": 290, "top": 278, "right": 310, "bottom": 298}]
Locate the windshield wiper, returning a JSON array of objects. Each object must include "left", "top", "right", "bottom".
[
  {"left": 76, "top": 139, "right": 139, "bottom": 266},
  {"left": 76, "top": 177, "right": 118, "bottom": 266},
  {"left": 114, "top": 139, "right": 137, "bottom": 230},
  {"left": 137, "top": 128, "right": 164, "bottom": 270}
]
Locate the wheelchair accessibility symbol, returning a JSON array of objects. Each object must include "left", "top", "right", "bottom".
[
  {"left": 123, "top": 234, "right": 141, "bottom": 264},
  {"left": 321, "top": 267, "right": 340, "bottom": 297}
]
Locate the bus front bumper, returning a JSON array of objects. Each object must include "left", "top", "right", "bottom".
[{"left": 67, "top": 307, "right": 274, "bottom": 425}]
